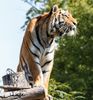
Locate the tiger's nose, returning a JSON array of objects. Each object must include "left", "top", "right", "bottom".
[{"left": 69, "top": 24, "right": 76, "bottom": 31}]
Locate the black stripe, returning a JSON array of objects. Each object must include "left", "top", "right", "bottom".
[
  {"left": 29, "top": 48, "right": 39, "bottom": 58},
  {"left": 29, "top": 35, "right": 41, "bottom": 53},
  {"left": 26, "top": 41, "right": 39, "bottom": 58},
  {"left": 36, "top": 26, "right": 44, "bottom": 49},
  {"left": 42, "top": 70, "right": 49, "bottom": 74},
  {"left": 49, "top": 39, "right": 53, "bottom": 46},
  {"left": 41, "top": 15, "right": 50, "bottom": 45},
  {"left": 21, "top": 55, "right": 30, "bottom": 73},
  {"left": 37, "top": 16, "right": 42, "bottom": 22},
  {"left": 36, "top": 14, "right": 51, "bottom": 49},
  {"left": 46, "top": 30, "right": 50, "bottom": 37},
  {"left": 41, "top": 60, "right": 52, "bottom": 67},
  {"left": 45, "top": 49, "right": 54, "bottom": 56},
  {"left": 35, "top": 61, "right": 41, "bottom": 66},
  {"left": 25, "top": 64, "right": 29, "bottom": 73},
  {"left": 42, "top": 38, "right": 47, "bottom": 47},
  {"left": 22, "top": 55, "right": 29, "bottom": 73}
]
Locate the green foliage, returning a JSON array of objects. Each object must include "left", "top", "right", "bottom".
[
  {"left": 49, "top": 79, "right": 85, "bottom": 100},
  {"left": 23, "top": 0, "right": 93, "bottom": 99},
  {"left": 52, "top": 0, "right": 93, "bottom": 99}
]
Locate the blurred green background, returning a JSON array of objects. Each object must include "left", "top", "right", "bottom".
[{"left": 23, "top": 0, "right": 93, "bottom": 99}]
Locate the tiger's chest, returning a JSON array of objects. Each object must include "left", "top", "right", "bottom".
[
  {"left": 29, "top": 37, "right": 55, "bottom": 67},
  {"left": 24, "top": 41, "right": 55, "bottom": 86},
  {"left": 40, "top": 47, "right": 55, "bottom": 68}
]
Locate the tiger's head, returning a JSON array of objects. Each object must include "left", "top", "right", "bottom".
[{"left": 48, "top": 5, "right": 77, "bottom": 37}]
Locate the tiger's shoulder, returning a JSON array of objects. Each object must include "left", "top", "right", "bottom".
[{"left": 27, "top": 12, "right": 50, "bottom": 31}]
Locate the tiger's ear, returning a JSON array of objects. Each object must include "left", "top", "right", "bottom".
[{"left": 50, "top": 5, "right": 58, "bottom": 14}]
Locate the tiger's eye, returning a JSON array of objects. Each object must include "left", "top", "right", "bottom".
[{"left": 59, "top": 21, "right": 64, "bottom": 25}]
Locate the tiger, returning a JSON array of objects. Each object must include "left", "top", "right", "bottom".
[{"left": 17, "top": 5, "right": 77, "bottom": 100}]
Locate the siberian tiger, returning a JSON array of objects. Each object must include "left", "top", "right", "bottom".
[{"left": 17, "top": 5, "right": 77, "bottom": 99}]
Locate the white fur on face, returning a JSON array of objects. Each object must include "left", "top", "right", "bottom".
[{"left": 67, "top": 30, "right": 75, "bottom": 36}]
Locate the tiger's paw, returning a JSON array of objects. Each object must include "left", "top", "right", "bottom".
[
  {"left": 44, "top": 95, "right": 53, "bottom": 100},
  {"left": 48, "top": 95, "right": 53, "bottom": 100}
]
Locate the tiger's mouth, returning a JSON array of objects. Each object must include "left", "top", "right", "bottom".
[{"left": 57, "top": 29, "right": 64, "bottom": 36}]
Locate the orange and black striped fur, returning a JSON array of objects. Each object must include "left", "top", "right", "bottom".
[{"left": 17, "top": 5, "right": 77, "bottom": 99}]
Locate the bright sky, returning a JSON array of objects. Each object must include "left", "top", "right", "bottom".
[{"left": 0, "top": 0, "right": 30, "bottom": 85}]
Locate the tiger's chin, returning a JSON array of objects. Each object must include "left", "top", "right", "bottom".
[
  {"left": 67, "top": 30, "right": 76, "bottom": 36},
  {"left": 62, "top": 30, "right": 77, "bottom": 37}
]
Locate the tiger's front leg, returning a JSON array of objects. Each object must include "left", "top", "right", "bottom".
[
  {"left": 28, "top": 59, "right": 53, "bottom": 100},
  {"left": 27, "top": 56, "right": 44, "bottom": 87},
  {"left": 25, "top": 53, "right": 49, "bottom": 99},
  {"left": 41, "top": 60, "right": 54, "bottom": 100}
]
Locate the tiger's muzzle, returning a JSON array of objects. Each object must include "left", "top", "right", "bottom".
[{"left": 58, "top": 22, "right": 77, "bottom": 37}]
